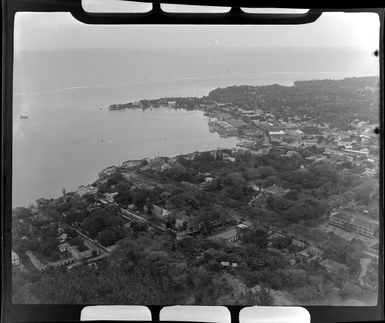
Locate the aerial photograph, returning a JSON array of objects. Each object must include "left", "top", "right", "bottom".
[{"left": 11, "top": 7, "right": 380, "bottom": 305}]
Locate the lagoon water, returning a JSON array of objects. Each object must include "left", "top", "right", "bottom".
[{"left": 12, "top": 47, "right": 378, "bottom": 207}]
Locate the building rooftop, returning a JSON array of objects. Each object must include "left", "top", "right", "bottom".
[
  {"left": 153, "top": 205, "right": 172, "bottom": 217},
  {"left": 331, "top": 213, "right": 378, "bottom": 231},
  {"left": 269, "top": 130, "right": 286, "bottom": 135},
  {"left": 263, "top": 184, "right": 289, "bottom": 195},
  {"left": 12, "top": 251, "right": 19, "bottom": 260},
  {"left": 209, "top": 228, "right": 238, "bottom": 240},
  {"left": 306, "top": 246, "right": 323, "bottom": 255},
  {"left": 320, "top": 259, "right": 347, "bottom": 272},
  {"left": 217, "top": 121, "right": 236, "bottom": 130}
]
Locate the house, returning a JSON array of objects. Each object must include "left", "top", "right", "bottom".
[
  {"left": 176, "top": 232, "right": 188, "bottom": 241},
  {"left": 36, "top": 198, "right": 49, "bottom": 209},
  {"left": 58, "top": 233, "right": 68, "bottom": 243},
  {"left": 204, "top": 177, "right": 214, "bottom": 183},
  {"left": 160, "top": 163, "right": 172, "bottom": 172},
  {"left": 181, "top": 181, "right": 198, "bottom": 190},
  {"left": 223, "top": 156, "right": 236, "bottom": 162},
  {"left": 176, "top": 213, "right": 201, "bottom": 234},
  {"left": 121, "top": 160, "right": 142, "bottom": 169},
  {"left": 148, "top": 157, "right": 167, "bottom": 169},
  {"left": 287, "top": 254, "right": 296, "bottom": 266},
  {"left": 269, "top": 130, "right": 285, "bottom": 136},
  {"left": 76, "top": 184, "right": 98, "bottom": 197},
  {"left": 306, "top": 246, "right": 323, "bottom": 257},
  {"left": 236, "top": 223, "right": 250, "bottom": 230},
  {"left": 12, "top": 251, "right": 19, "bottom": 266},
  {"left": 58, "top": 242, "right": 94, "bottom": 261},
  {"left": 291, "top": 238, "right": 306, "bottom": 248},
  {"left": 152, "top": 205, "right": 172, "bottom": 219},
  {"left": 25, "top": 250, "right": 47, "bottom": 271},
  {"left": 327, "top": 195, "right": 346, "bottom": 208},
  {"left": 324, "top": 149, "right": 346, "bottom": 162},
  {"left": 221, "top": 261, "right": 230, "bottom": 267},
  {"left": 87, "top": 202, "right": 103, "bottom": 213},
  {"left": 248, "top": 181, "right": 260, "bottom": 191},
  {"left": 98, "top": 165, "right": 118, "bottom": 178},
  {"left": 303, "top": 138, "right": 319, "bottom": 147},
  {"left": 104, "top": 192, "right": 118, "bottom": 203},
  {"left": 345, "top": 148, "right": 370, "bottom": 158},
  {"left": 58, "top": 242, "right": 71, "bottom": 252},
  {"left": 319, "top": 259, "right": 348, "bottom": 273},
  {"left": 48, "top": 257, "right": 75, "bottom": 268},
  {"left": 329, "top": 212, "right": 378, "bottom": 237},
  {"left": 216, "top": 121, "right": 238, "bottom": 135},
  {"left": 227, "top": 118, "right": 248, "bottom": 128},
  {"left": 209, "top": 227, "right": 239, "bottom": 242},
  {"left": 261, "top": 184, "right": 289, "bottom": 196},
  {"left": 286, "top": 129, "right": 304, "bottom": 139},
  {"left": 175, "top": 213, "right": 192, "bottom": 230},
  {"left": 298, "top": 246, "right": 323, "bottom": 259}
]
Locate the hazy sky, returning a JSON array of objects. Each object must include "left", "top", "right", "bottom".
[{"left": 14, "top": 7, "right": 379, "bottom": 52}]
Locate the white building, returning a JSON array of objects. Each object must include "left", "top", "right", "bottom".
[
  {"left": 12, "top": 251, "right": 19, "bottom": 266},
  {"left": 76, "top": 185, "right": 98, "bottom": 197}
]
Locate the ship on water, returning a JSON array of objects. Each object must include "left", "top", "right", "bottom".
[{"left": 19, "top": 115, "right": 29, "bottom": 119}]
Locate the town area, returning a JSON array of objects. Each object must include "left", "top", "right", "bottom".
[{"left": 12, "top": 77, "right": 380, "bottom": 305}]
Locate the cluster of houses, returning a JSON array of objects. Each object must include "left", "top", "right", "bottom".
[
  {"left": 201, "top": 102, "right": 378, "bottom": 185},
  {"left": 206, "top": 219, "right": 351, "bottom": 274},
  {"left": 22, "top": 223, "right": 106, "bottom": 272}
]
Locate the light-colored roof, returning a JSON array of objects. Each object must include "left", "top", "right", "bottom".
[
  {"left": 269, "top": 130, "right": 286, "bottom": 135},
  {"left": 263, "top": 184, "right": 289, "bottom": 195},
  {"left": 153, "top": 205, "right": 172, "bottom": 217},
  {"left": 331, "top": 213, "right": 378, "bottom": 231},
  {"left": 12, "top": 251, "right": 19, "bottom": 260},
  {"left": 320, "top": 259, "right": 347, "bottom": 271},
  {"left": 210, "top": 228, "right": 237, "bottom": 240}
]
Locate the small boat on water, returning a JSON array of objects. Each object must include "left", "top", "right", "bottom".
[{"left": 19, "top": 115, "right": 29, "bottom": 119}]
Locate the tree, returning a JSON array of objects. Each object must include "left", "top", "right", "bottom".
[
  {"left": 256, "top": 285, "right": 274, "bottom": 305},
  {"left": 254, "top": 166, "right": 277, "bottom": 179},
  {"left": 285, "top": 190, "right": 299, "bottom": 201},
  {"left": 107, "top": 173, "right": 125, "bottom": 187},
  {"left": 286, "top": 198, "right": 326, "bottom": 224},
  {"left": 239, "top": 227, "right": 268, "bottom": 249},
  {"left": 131, "top": 189, "right": 149, "bottom": 210},
  {"left": 266, "top": 195, "right": 289, "bottom": 211},
  {"left": 98, "top": 230, "right": 117, "bottom": 246},
  {"left": 339, "top": 282, "right": 363, "bottom": 300},
  {"left": 84, "top": 194, "right": 96, "bottom": 204},
  {"left": 194, "top": 151, "right": 215, "bottom": 163},
  {"left": 362, "top": 260, "right": 378, "bottom": 290},
  {"left": 114, "top": 190, "right": 132, "bottom": 206}
]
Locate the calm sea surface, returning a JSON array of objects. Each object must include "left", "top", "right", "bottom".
[{"left": 12, "top": 47, "right": 378, "bottom": 207}]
